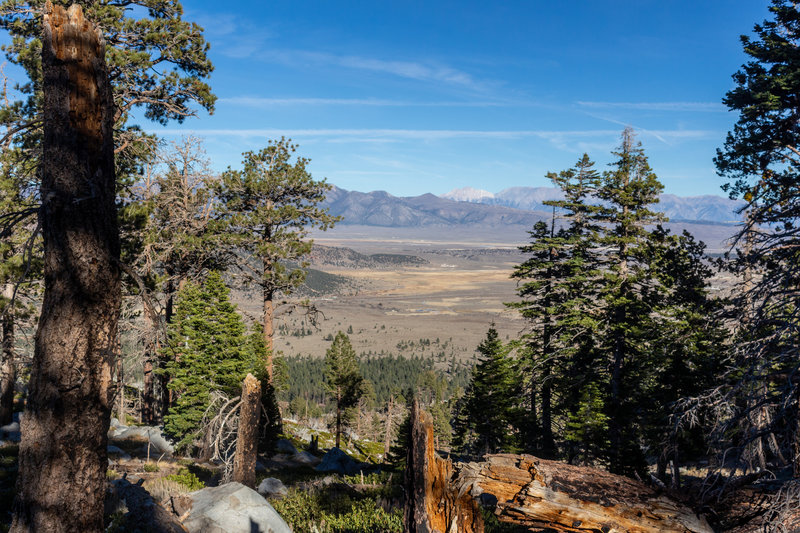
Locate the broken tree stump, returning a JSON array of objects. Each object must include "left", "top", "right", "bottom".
[
  {"left": 232, "top": 373, "right": 261, "bottom": 487},
  {"left": 405, "top": 403, "right": 713, "bottom": 533},
  {"left": 404, "top": 399, "right": 484, "bottom": 533}
]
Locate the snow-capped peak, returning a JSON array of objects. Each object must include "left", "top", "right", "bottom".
[{"left": 441, "top": 187, "right": 495, "bottom": 203}]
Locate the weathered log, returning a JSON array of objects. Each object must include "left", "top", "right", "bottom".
[
  {"left": 233, "top": 373, "right": 261, "bottom": 487},
  {"left": 11, "top": 2, "right": 119, "bottom": 532},
  {"left": 404, "top": 399, "right": 485, "bottom": 533},
  {"left": 456, "top": 454, "right": 713, "bottom": 533},
  {"left": 405, "top": 403, "right": 713, "bottom": 533}
]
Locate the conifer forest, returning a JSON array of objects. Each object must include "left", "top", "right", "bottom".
[{"left": 2, "top": 1, "right": 800, "bottom": 532}]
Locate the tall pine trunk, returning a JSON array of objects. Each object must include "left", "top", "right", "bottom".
[
  {"left": 540, "top": 212, "right": 557, "bottom": 457},
  {"left": 263, "top": 285, "right": 274, "bottom": 380},
  {"left": 11, "top": 4, "right": 119, "bottom": 531},
  {"left": 335, "top": 388, "right": 342, "bottom": 448},
  {"left": 0, "top": 284, "right": 15, "bottom": 426}
]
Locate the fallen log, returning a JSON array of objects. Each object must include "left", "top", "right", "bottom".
[
  {"left": 405, "top": 401, "right": 713, "bottom": 533},
  {"left": 455, "top": 454, "right": 713, "bottom": 533}
]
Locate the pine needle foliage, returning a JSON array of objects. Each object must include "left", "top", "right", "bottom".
[
  {"left": 324, "top": 332, "right": 364, "bottom": 449},
  {"left": 453, "top": 327, "right": 518, "bottom": 456},
  {"left": 162, "top": 271, "right": 257, "bottom": 453}
]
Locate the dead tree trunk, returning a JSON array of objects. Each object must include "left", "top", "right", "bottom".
[
  {"left": 0, "top": 283, "right": 15, "bottom": 426},
  {"left": 383, "top": 395, "right": 394, "bottom": 459},
  {"left": 233, "top": 373, "right": 261, "bottom": 488},
  {"left": 404, "top": 399, "right": 485, "bottom": 533},
  {"left": 406, "top": 403, "right": 713, "bottom": 533},
  {"left": 11, "top": 3, "right": 119, "bottom": 532}
]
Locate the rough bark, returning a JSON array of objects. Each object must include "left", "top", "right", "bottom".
[
  {"left": 383, "top": 395, "right": 394, "bottom": 459},
  {"left": 11, "top": 3, "right": 119, "bottom": 532},
  {"left": 233, "top": 373, "right": 261, "bottom": 488},
  {"left": 404, "top": 400, "right": 485, "bottom": 533},
  {"left": 0, "top": 283, "right": 15, "bottom": 426},
  {"left": 115, "top": 354, "right": 125, "bottom": 422},
  {"left": 263, "top": 285, "right": 274, "bottom": 380},
  {"left": 142, "top": 358, "right": 155, "bottom": 424},
  {"left": 335, "top": 387, "right": 342, "bottom": 449},
  {"left": 455, "top": 454, "right": 712, "bottom": 533}
]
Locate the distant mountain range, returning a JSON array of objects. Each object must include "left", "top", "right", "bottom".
[
  {"left": 322, "top": 186, "right": 547, "bottom": 228},
  {"left": 322, "top": 185, "right": 745, "bottom": 228},
  {"left": 441, "top": 186, "right": 745, "bottom": 224}
]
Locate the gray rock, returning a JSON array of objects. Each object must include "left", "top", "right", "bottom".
[
  {"left": 315, "top": 447, "right": 361, "bottom": 475},
  {"left": 112, "top": 426, "right": 174, "bottom": 454},
  {"left": 1, "top": 421, "right": 19, "bottom": 433},
  {"left": 183, "top": 482, "right": 291, "bottom": 533},
  {"left": 107, "top": 445, "right": 131, "bottom": 461},
  {"left": 274, "top": 438, "right": 297, "bottom": 455},
  {"left": 291, "top": 451, "right": 321, "bottom": 466},
  {"left": 256, "top": 477, "right": 287, "bottom": 499},
  {"left": 0, "top": 421, "right": 20, "bottom": 443}
]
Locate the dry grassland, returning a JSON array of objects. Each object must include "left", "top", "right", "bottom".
[{"left": 241, "top": 233, "right": 530, "bottom": 363}]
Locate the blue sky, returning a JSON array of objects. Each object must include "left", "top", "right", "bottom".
[{"left": 151, "top": 1, "right": 768, "bottom": 198}]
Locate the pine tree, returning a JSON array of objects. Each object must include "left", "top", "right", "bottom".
[
  {"left": 217, "top": 138, "right": 339, "bottom": 381},
  {"left": 509, "top": 132, "right": 720, "bottom": 477},
  {"left": 453, "top": 327, "right": 518, "bottom": 455},
  {"left": 163, "top": 272, "right": 257, "bottom": 454},
  {"left": 595, "top": 127, "right": 665, "bottom": 476},
  {"left": 130, "top": 137, "right": 231, "bottom": 423},
  {"left": 510, "top": 154, "right": 603, "bottom": 458},
  {"left": 709, "top": 0, "right": 800, "bottom": 476},
  {"left": 645, "top": 228, "right": 725, "bottom": 483},
  {"left": 0, "top": 0, "right": 214, "bottom": 165},
  {"left": 324, "top": 332, "right": 364, "bottom": 448}
]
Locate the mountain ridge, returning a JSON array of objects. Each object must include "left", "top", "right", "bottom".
[
  {"left": 442, "top": 186, "right": 745, "bottom": 224},
  {"left": 323, "top": 185, "right": 744, "bottom": 228}
]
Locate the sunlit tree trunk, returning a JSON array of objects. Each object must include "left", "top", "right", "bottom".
[
  {"left": 11, "top": 4, "right": 119, "bottom": 531},
  {"left": 0, "top": 283, "right": 15, "bottom": 426}
]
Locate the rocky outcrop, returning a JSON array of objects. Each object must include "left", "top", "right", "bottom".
[
  {"left": 108, "top": 420, "right": 175, "bottom": 455},
  {"left": 315, "top": 447, "right": 363, "bottom": 475},
  {"left": 182, "top": 482, "right": 291, "bottom": 533},
  {"left": 257, "top": 478, "right": 288, "bottom": 499}
]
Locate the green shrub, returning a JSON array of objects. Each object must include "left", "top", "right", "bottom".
[
  {"left": 143, "top": 462, "right": 160, "bottom": 473},
  {"left": 323, "top": 499, "right": 402, "bottom": 532},
  {"left": 272, "top": 488, "right": 402, "bottom": 533},
  {"left": 165, "top": 468, "right": 204, "bottom": 491}
]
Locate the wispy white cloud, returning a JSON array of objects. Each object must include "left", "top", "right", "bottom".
[
  {"left": 155, "top": 127, "right": 715, "bottom": 143},
  {"left": 576, "top": 101, "right": 726, "bottom": 112},
  {"left": 219, "top": 96, "right": 509, "bottom": 107},
  {"left": 259, "top": 50, "right": 492, "bottom": 92}
]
